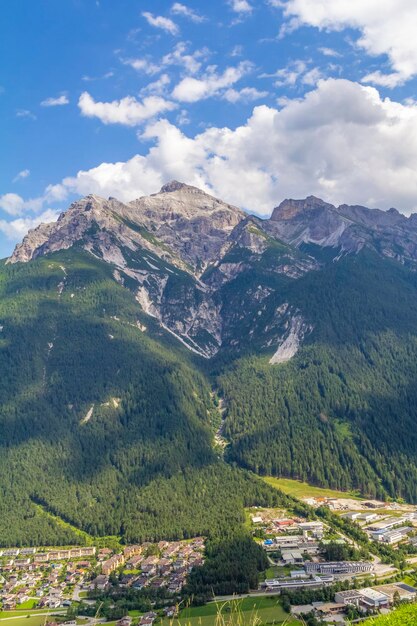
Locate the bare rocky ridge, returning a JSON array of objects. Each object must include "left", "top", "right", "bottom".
[
  {"left": 267, "top": 195, "right": 417, "bottom": 263},
  {"left": 8, "top": 183, "right": 417, "bottom": 359}
]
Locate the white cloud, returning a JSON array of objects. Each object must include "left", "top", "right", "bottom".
[
  {"left": 0, "top": 184, "right": 66, "bottom": 216},
  {"left": 12, "top": 169, "right": 30, "bottom": 183},
  {"left": 223, "top": 86, "right": 268, "bottom": 102},
  {"left": 171, "top": 3, "right": 205, "bottom": 22},
  {"left": 124, "top": 43, "right": 209, "bottom": 77},
  {"left": 262, "top": 60, "right": 323, "bottom": 87},
  {"left": 282, "top": 0, "right": 417, "bottom": 83},
  {"left": 62, "top": 156, "right": 165, "bottom": 202},
  {"left": 16, "top": 109, "right": 36, "bottom": 120},
  {"left": 0, "top": 193, "right": 42, "bottom": 216},
  {"left": 176, "top": 109, "right": 190, "bottom": 126},
  {"left": 7, "top": 78, "right": 417, "bottom": 240},
  {"left": 302, "top": 67, "right": 323, "bottom": 86},
  {"left": 230, "top": 45, "right": 243, "bottom": 57},
  {"left": 140, "top": 74, "right": 171, "bottom": 97},
  {"left": 230, "top": 0, "right": 253, "bottom": 14},
  {"left": 172, "top": 61, "right": 253, "bottom": 102},
  {"left": 162, "top": 42, "right": 209, "bottom": 75},
  {"left": 362, "top": 70, "right": 405, "bottom": 89},
  {"left": 262, "top": 60, "right": 307, "bottom": 86},
  {"left": 142, "top": 11, "right": 179, "bottom": 35},
  {"left": 0, "top": 209, "right": 59, "bottom": 240},
  {"left": 66, "top": 79, "right": 417, "bottom": 215},
  {"left": 78, "top": 92, "right": 176, "bottom": 126},
  {"left": 318, "top": 47, "right": 341, "bottom": 57},
  {"left": 41, "top": 95, "right": 69, "bottom": 107},
  {"left": 122, "top": 57, "right": 161, "bottom": 75},
  {"left": 82, "top": 71, "right": 114, "bottom": 82}
]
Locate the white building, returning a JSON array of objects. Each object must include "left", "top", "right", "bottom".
[{"left": 358, "top": 588, "right": 389, "bottom": 609}]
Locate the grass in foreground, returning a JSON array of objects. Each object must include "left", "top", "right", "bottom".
[
  {"left": 161, "top": 597, "right": 300, "bottom": 626},
  {"left": 360, "top": 603, "right": 417, "bottom": 624},
  {"left": 263, "top": 477, "right": 362, "bottom": 500},
  {"left": 0, "top": 610, "right": 65, "bottom": 619},
  {"left": 0, "top": 616, "right": 65, "bottom": 626}
]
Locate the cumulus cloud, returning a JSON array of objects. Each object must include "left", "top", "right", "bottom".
[
  {"left": 171, "top": 3, "right": 205, "bottom": 23},
  {"left": 263, "top": 60, "right": 308, "bottom": 86},
  {"left": 123, "top": 43, "right": 209, "bottom": 78},
  {"left": 230, "top": 0, "right": 253, "bottom": 14},
  {"left": 6, "top": 78, "right": 417, "bottom": 241},
  {"left": 282, "top": 0, "right": 417, "bottom": 84},
  {"left": 318, "top": 47, "right": 341, "bottom": 58},
  {"left": 140, "top": 74, "right": 171, "bottom": 97},
  {"left": 78, "top": 92, "right": 176, "bottom": 126},
  {"left": 41, "top": 95, "right": 69, "bottom": 107},
  {"left": 62, "top": 156, "right": 165, "bottom": 202},
  {"left": 64, "top": 79, "right": 417, "bottom": 215},
  {"left": 162, "top": 42, "right": 209, "bottom": 75},
  {"left": 223, "top": 86, "right": 268, "bottom": 102},
  {"left": 0, "top": 193, "right": 42, "bottom": 216},
  {"left": 172, "top": 61, "right": 253, "bottom": 102},
  {"left": 142, "top": 11, "right": 179, "bottom": 35},
  {"left": 12, "top": 169, "right": 30, "bottom": 183},
  {"left": 262, "top": 59, "right": 325, "bottom": 87},
  {"left": 122, "top": 58, "right": 161, "bottom": 75},
  {"left": 0, "top": 209, "right": 59, "bottom": 240},
  {"left": 362, "top": 70, "right": 406, "bottom": 89}
]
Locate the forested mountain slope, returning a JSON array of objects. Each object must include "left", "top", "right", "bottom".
[
  {"left": 0, "top": 250, "right": 286, "bottom": 546},
  {"left": 217, "top": 249, "right": 417, "bottom": 502},
  {"left": 2, "top": 183, "right": 417, "bottom": 545}
]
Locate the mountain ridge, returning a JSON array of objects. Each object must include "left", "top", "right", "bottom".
[
  {"left": 9, "top": 182, "right": 417, "bottom": 269},
  {"left": 3, "top": 182, "right": 417, "bottom": 547},
  {"left": 8, "top": 182, "right": 417, "bottom": 359}
]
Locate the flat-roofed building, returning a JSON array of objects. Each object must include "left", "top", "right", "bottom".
[
  {"left": 281, "top": 549, "right": 304, "bottom": 565},
  {"left": 358, "top": 588, "right": 389, "bottom": 609},
  {"left": 374, "top": 583, "right": 417, "bottom": 603},
  {"left": 334, "top": 590, "right": 363, "bottom": 606},
  {"left": 305, "top": 561, "right": 373, "bottom": 575}
]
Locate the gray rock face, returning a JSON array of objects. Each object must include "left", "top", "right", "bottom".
[
  {"left": 127, "top": 181, "right": 245, "bottom": 273},
  {"left": 8, "top": 182, "right": 417, "bottom": 359},
  {"left": 268, "top": 195, "right": 417, "bottom": 264}
]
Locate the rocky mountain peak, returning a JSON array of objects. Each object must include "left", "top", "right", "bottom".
[
  {"left": 270, "top": 196, "right": 334, "bottom": 222},
  {"left": 159, "top": 180, "right": 190, "bottom": 193}
]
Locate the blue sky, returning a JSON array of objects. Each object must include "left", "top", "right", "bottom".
[{"left": 2, "top": 0, "right": 417, "bottom": 257}]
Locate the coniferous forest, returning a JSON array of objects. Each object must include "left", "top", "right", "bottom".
[{"left": 2, "top": 243, "right": 417, "bottom": 546}]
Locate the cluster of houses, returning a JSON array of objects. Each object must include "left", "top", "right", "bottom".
[
  {"left": 90, "top": 538, "right": 205, "bottom": 596},
  {"left": 0, "top": 549, "right": 96, "bottom": 610}
]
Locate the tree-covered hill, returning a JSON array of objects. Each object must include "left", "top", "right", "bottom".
[
  {"left": 217, "top": 249, "right": 417, "bottom": 502},
  {"left": 0, "top": 249, "right": 288, "bottom": 546}
]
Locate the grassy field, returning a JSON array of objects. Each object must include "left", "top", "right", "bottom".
[
  {"left": 160, "top": 597, "right": 300, "bottom": 626},
  {"left": 0, "top": 610, "right": 65, "bottom": 619},
  {"left": 0, "top": 616, "right": 65, "bottom": 626},
  {"left": 15, "top": 601, "right": 39, "bottom": 610},
  {"left": 263, "top": 566, "right": 299, "bottom": 579},
  {"left": 263, "top": 477, "right": 362, "bottom": 500}
]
